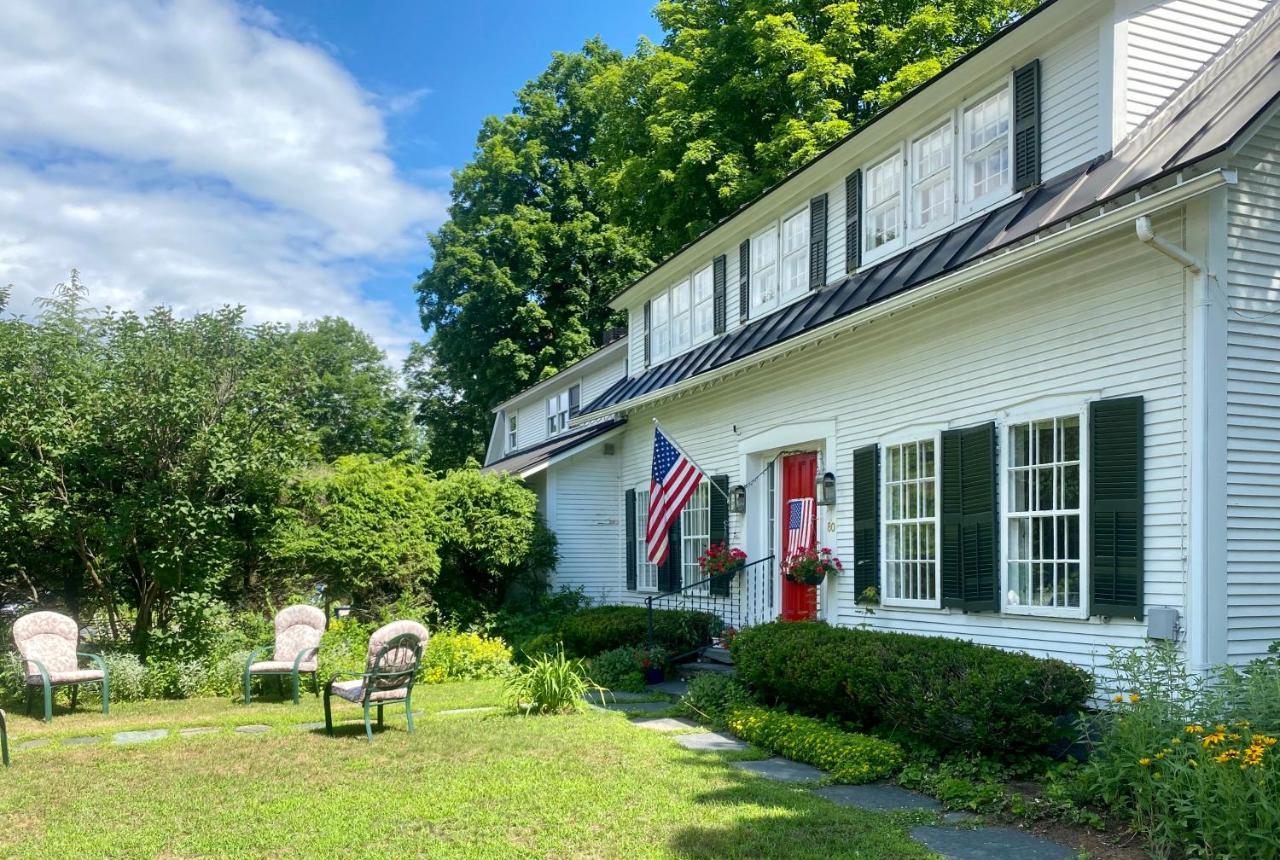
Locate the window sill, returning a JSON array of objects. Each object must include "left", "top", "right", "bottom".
[
  {"left": 1001, "top": 606, "right": 1090, "bottom": 621},
  {"left": 876, "top": 601, "right": 948, "bottom": 613}
]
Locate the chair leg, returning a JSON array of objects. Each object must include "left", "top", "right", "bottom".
[
  {"left": 24, "top": 687, "right": 32, "bottom": 717},
  {"left": 291, "top": 671, "right": 300, "bottom": 705},
  {"left": 377, "top": 704, "right": 384, "bottom": 727},
  {"left": 41, "top": 680, "right": 52, "bottom": 723},
  {"left": 363, "top": 704, "right": 374, "bottom": 743},
  {"left": 101, "top": 675, "right": 109, "bottom": 715},
  {"left": 243, "top": 664, "right": 253, "bottom": 705},
  {"left": 71, "top": 684, "right": 78, "bottom": 713},
  {"left": 312, "top": 672, "right": 319, "bottom": 698},
  {"left": 405, "top": 694, "right": 415, "bottom": 735},
  {"left": 0, "top": 711, "right": 8, "bottom": 767},
  {"left": 323, "top": 684, "right": 335, "bottom": 736}
]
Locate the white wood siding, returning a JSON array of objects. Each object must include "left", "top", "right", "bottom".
[
  {"left": 606, "top": 222, "right": 1189, "bottom": 669},
  {"left": 1226, "top": 110, "right": 1280, "bottom": 662},
  {"left": 546, "top": 442, "right": 625, "bottom": 603},
  {"left": 581, "top": 355, "right": 628, "bottom": 410},
  {"left": 1123, "top": 0, "right": 1267, "bottom": 136},
  {"left": 515, "top": 401, "right": 543, "bottom": 450},
  {"left": 1041, "top": 21, "right": 1104, "bottom": 180}
]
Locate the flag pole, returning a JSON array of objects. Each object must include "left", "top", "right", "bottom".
[{"left": 652, "top": 418, "right": 732, "bottom": 502}]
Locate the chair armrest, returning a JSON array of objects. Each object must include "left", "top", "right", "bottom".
[
  {"left": 24, "top": 658, "right": 50, "bottom": 685},
  {"left": 292, "top": 647, "right": 319, "bottom": 672},
  {"left": 77, "top": 651, "right": 109, "bottom": 681},
  {"left": 243, "top": 646, "right": 270, "bottom": 671}
]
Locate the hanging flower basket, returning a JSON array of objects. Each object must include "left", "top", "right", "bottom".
[
  {"left": 698, "top": 543, "right": 747, "bottom": 582},
  {"left": 783, "top": 547, "right": 843, "bottom": 586}
]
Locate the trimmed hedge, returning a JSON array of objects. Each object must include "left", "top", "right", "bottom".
[
  {"left": 731, "top": 622, "right": 1091, "bottom": 755},
  {"left": 727, "top": 706, "right": 903, "bottom": 784},
  {"left": 560, "top": 605, "right": 720, "bottom": 657}
]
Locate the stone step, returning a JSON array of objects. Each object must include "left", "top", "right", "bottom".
[
  {"left": 677, "top": 660, "right": 736, "bottom": 679},
  {"left": 702, "top": 645, "right": 733, "bottom": 665}
]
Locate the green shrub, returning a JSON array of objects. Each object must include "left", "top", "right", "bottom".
[
  {"left": 490, "top": 588, "right": 591, "bottom": 660},
  {"left": 680, "top": 672, "right": 755, "bottom": 726},
  {"left": 102, "top": 653, "right": 148, "bottom": 702},
  {"left": 560, "top": 605, "right": 720, "bottom": 657},
  {"left": 731, "top": 622, "right": 1091, "bottom": 755},
  {"left": 504, "top": 647, "right": 598, "bottom": 715},
  {"left": 519, "top": 632, "right": 562, "bottom": 660},
  {"left": 316, "top": 617, "right": 375, "bottom": 682},
  {"left": 420, "top": 629, "right": 512, "bottom": 684},
  {"left": 727, "top": 706, "right": 903, "bottom": 783},
  {"left": 589, "top": 646, "right": 648, "bottom": 693}
]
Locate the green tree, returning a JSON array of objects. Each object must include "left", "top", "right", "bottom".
[
  {"left": 268, "top": 455, "right": 443, "bottom": 610},
  {"left": 413, "top": 42, "right": 652, "bottom": 469}
]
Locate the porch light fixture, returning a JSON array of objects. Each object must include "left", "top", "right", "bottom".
[
  {"left": 817, "top": 471, "right": 837, "bottom": 507},
  {"left": 729, "top": 484, "right": 747, "bottom": 514}
]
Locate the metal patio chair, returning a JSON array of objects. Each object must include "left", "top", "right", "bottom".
[
  {"left": 12, "top": 611, "right": 109, "bottom": 723},
  {"left": 323, "top": 620, "right": 427, "bottom": 742},
  {"left": 243, "top": 604, "right": 326, "bottom": 705}
]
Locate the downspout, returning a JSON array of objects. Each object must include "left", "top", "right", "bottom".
[{"left": 1134, "top": 216, "right": 1210, "bottom": 670}]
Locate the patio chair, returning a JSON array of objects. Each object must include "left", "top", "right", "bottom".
[
  {"left": 243, "top": 604, "right": 326, "bottom": 705},
  {"left": 12, "top": 611, "right": 109, "bottom": 723},
  {"left": 1, "top": 709, "right": 8, "bottom": 766},
  {"left": 323, "top": 620, "right": 427, "bottom": 742}
]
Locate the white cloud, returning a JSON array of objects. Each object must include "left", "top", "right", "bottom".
[{"left": 0, "top": 0, "right": 446, "bottom": 363}]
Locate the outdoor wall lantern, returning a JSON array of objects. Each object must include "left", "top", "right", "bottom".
[
  {"left": 817, "top": 471, "right": 837, "bottom": 507},
  {"left": 729, "top": 484, "right": 747, "bottom": 514}
]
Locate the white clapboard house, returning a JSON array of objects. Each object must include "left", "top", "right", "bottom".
[{"left": 484, "top": 0, "right": 1280, "bottom": 673}]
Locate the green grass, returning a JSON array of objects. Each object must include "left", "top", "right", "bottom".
[{"left": 0, "top": 682, "right": 935, "bottom": 858}]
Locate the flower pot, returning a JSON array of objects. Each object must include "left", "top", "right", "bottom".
[
  {"left": 786, "top": 569, "right": 826, "bottom": 586},
  {"left": 644, "top": 666, "right": 665, "bottom": 685}
]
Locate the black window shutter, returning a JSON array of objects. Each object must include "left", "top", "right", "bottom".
[
  {"left": 1013, "top": 59, "right": 1041, "bottom": 191},
  {"left": 845, "top": 170, "right": 862, "bottom": 272},
  {"left": 712, "top": 254, "right": 727, "bottom": 335},
  {"left": 643, "top": 300, "right": 652, "bottom": 367},
  {"left": 568, "top": 385, "right": 580, "bottom": 418},
  {"left": 659, "top": 519, "right": 682, "bottom": 593},
  {"left": 708, "top": 475, "right": 731, "bottom": 596},
  {"left": 808, "top": 193, "right": 828, "bottom": 289},
  {"left": 940, "top": 422, "right": 998, "bottom": 611},
  {"left": 625, "top": 489, "right": 638, "bottom": 591},
  {"left": 1090, "top": 396, "right": 1145, "bottom": 619},
  {"left": 852, "top": 445, "right": 880, "bottom": 599},
  {"left": 738, "top": 239, "right": 750, "bottom": 323}
]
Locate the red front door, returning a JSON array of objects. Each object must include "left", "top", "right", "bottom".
[{"left": 780, "top": 452, "right": 818, "bottom": 621}]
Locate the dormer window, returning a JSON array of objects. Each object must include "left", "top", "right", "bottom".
[
  {"left": 749, "top": 226, "right": 779, "bottom": 315},
  {"left": 670, "top": 278, "right": 691, "bottom": 354},
  {"left": 650, "top": 291, "right": 670, "bottom": 363},
  {"left": 910, "top": 120, "right": 954, "bottom": 236},
  {"left": 865, "top": 151, "right": 903, "bottom": 259},
  {"left": 780, "top": 208, "right": 810, "bottom": 301},
  {"left": 692, "top": 264, "right": 715, "bottom": 343},
  {"left": 546, "top": 385, "right": 578, "bottom": 435},
  {"left": 508, "top": 413, "right": 518, "bottom": 452},
  {"left": 962, "top": 88, "right": 1011, "bottom": 211}
]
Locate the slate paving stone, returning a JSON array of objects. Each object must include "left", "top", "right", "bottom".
[
  {"left": 436, "top": 707, "right": 499, "bottom": 715},
  {"left": 294, "top": 722, "right": 327, "bottom": 731},
  {"left": 584, "top": 690, "right": 660, "bottom": 705},
  {"left": 815, "top": 783, "right": 942, "bottom": 813},
  {"left": 234, "top": 724, "right": 271, "bottom": 734},
  {"left": 731, "top": 757, "right": 824, "bottom": 782},
  {"left": 674, "top": 731, "right": 749, "bottom": 752},
  {"left": 632, "top": 717, "right": 700, "bottom": 732},
  {"left": 910, "top": 825, "right": 1076, "bottom": 860},
  {"left": 113, "top": 729, "right": 167, "bottom": 745},
  {"left": 942, "top": 811, "right": 979, "bottom": 825},
  {"left": 601, "top": 701, "right": 670, "bottom": 713},
  {"left": 647, "top": 679, "right": 689, "bottom": 697},
  {"left": 178, "top": 727, "right": 219, "bottom": 737},
  {"left": 16, "top": 739, "right": 49, "bottom": 750},
  {"left": 63, "top": 736, "right": 102, "bottom": 746}
]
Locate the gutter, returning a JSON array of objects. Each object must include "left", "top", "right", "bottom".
[{"left": 577, "top": 168, "right": 1235, "bottom": 424}]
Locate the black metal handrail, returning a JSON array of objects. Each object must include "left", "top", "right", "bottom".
[{"left": 645, "top": 555, "right": 775, "bottom": 655}]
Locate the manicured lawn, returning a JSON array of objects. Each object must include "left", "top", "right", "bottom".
[{"left": 0, "top": 681, "right": 934, "bottom": 858}]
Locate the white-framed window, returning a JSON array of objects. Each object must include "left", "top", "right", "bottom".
[
  {"left": 910, "top": 120, "right": 954, "bottom": 236},
  {"left": 1003, "top": 412, "right": 1087, "bottom": 617},
  {"left": 670, "top": 278, "right": 692, "bottom": 354},
  {"left": 546, "top": 390, "right": 570, "bottom": 435},
  {"left": 750, "top": 226, "right": 779, "bottom": 315},
  {"left": 507, "top": 413, "right": 518, "bottom": 453},
  {"left": 681, "top": 482, "right": 711, "bottom": 593},
  {"left": 692, "top": 265, "right": 715, "bottom": 343},
  {"left": 864, "top": 150, "right": 903, "bottom": 261},
  {"left": 780, "top": 207, "right": 810, "bottom": 300},
  {"left": 882, "top": 435, "right": 941, "bottom": 607},
  {"left": 636, "top": 488, "right": 658, "bottom": 592},
  {"left": 650, "top": 290, "right": 670, "bottom": 364},
  {"left": 962, "top": 86, "right": 1011, "bottom": 211}
]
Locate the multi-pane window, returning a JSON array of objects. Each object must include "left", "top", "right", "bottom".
[
  {"left": 883, "top": 438, "right": 939, "bottom": 605},
  {"left": 507, "top": 413, "right": 518, "bottom": 453},
  {"left": 1005, "top": 415, "right": 1084, "bottom": 613},
  {"left": 650, "top": 291, "right": 670, "bottom": 363},
  {"left": 963, "top": 89, "right": 1011, "bottom": 207},
  {"left": 546, "top": 391, "right": 570, "bottom": 435},
  {"left": 865, "top": 153, "right": 902, "bottom": 256},
  {"left": 681, "top": 482, "right": 711, "bottom": 593},
  {"left": 670, "top": 278, "right": 692, "bottom": 354},
  {"left": 636, "top": 489, "right": 658, "bottom": 592},
  {"left": 692, "top": 265, "right": 715, "bottom": 342},
  {"left": 750, "top": 227, "right": 779, "bottom": 314},
  {"left": 911, "top": 122, "right": 953, "bottom": 233},
  {"left": 780, "top": 209, "right": 809, "bottom": 298}
]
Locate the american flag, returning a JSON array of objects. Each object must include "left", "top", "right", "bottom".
[
  {"left": 784, "top": 498, "right": 816, "bottom": 563},
  {"left": 646, "top": 427, "right": 704, "bottom": 565}
]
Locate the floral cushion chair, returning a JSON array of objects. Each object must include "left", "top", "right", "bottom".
[
  {"left": 12, "top": 611, "right": 109, "bottom": 723},
  {"left": 243, "top": 605, "right": 326, "bottom": 705},
  {"left": 324, "top": 620, "right": 427, "bottom": 742}
]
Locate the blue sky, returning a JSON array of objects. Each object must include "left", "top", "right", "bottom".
[{"left": 0, "top": 0, "right": 659, "bottom": 363}]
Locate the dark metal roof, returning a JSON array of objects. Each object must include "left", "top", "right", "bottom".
[
  {"left": 583, "top": 10, "right": 1280, "bottom": 417},
  {"left": 481, "top": 418, "right": 625, "bottom": 477}
]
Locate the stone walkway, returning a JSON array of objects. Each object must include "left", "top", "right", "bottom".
[{"left": 628, "top": 712, "right": 1080, "bottom": 860}]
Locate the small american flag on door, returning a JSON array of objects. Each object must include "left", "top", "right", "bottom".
[{"left": 784, "top": 497, "right": 815, "bottom": 563}]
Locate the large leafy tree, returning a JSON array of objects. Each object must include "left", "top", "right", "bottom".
[
  {"left": 415, "top": 1, "right": 1037, "bottom": 468},
  {"left": 413, "top": 42, "right": 652, "bottom": 469}
]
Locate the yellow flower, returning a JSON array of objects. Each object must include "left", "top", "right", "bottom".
[
  {"left": 1139, "top": 757, "right": 1152, "bottom": 767},
  {"left": 1189, "top": 759, "right": 1198, "bottom": 768},
  {"left": 1186, "top": 725, "right": 1204, "bottom": 734},
  {"left": 1154, "top": 752, "right": 1166, "bottom": 760},
  {"left": 1262, "top": 736, "right": 1278, "bottom": 747},
  {"left": 1229, "top": 733, "right": 1242, "bottom": 742},
  {"left": 1216, "top": 749, "right": 1240, "bottom": 763},
  {"left": 1203, "top": 731, "right": 1227, "bottom": 748},
  {"left": 1216, "top": 724, "right": 1228, "bottom": 733},
  {"left": 1113, "top": 694, "right": 1123, "bottom": 703},
  {"left": 1129, "top": 693, "right": 1141, "bottom": 703},
  {"left": 1172, "top": 738, "right": 1183, "bottom": 746}
]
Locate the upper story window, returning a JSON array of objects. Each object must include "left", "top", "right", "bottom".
[
  {"left": 692, "top": 264, "right": 715, "bottom": 342},
  {"left": 650, "top": 291, "right": 670, "bottom": 363},
  {"left": 546, "top": 385, "right": 578, "bottom": 435},
  {"left": 962, "top": 88, "right": 1011, "bottom": 210},
  {"left": 649, "top": 267, "right": 717, "bottom": 365},
  {"left": 670, "top": 278, "right": 692, "bottom": 354},
  {"left": 780, "top": 208, "right": 809, "bottom": 301},
  {"left": 865, "top": 151, "right": 903, "bottom": 258},
  {"left": 910, "top": 120, "right": 954, "bottom": 236},
  {"left": 750, "top": 226, "right": 779, "bottom": 315},
  {"left": 507, "top": 413, "right": 518, "bottom": 453}
]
